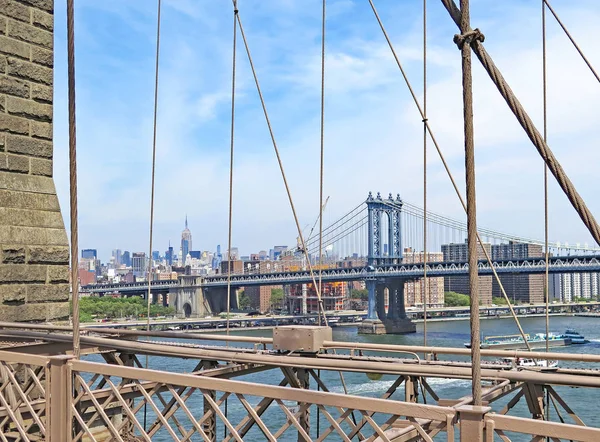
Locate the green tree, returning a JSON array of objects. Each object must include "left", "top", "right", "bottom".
[
  {"left": 238, "top": 290, "right": 251, "bottom": 310},
  {"left": 351, "top": 289, "right": 369, "bottom": 300},
  {"left": 444, "top": 292, "right": 471, "bottom": 307},
  {"left": 270, "top": 288, "right": 284, "bottom": 311},
  {"left": 492, "top": 297, "right": 508, "bottom": 305}
]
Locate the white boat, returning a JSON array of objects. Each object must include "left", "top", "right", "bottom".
[{"left": 499, "top": 357, "right": 558, "bottom": 368}]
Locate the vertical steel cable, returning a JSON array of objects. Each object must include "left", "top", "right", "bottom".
[
  {"left": 66, "top": 0, "right": 80, "bottom": 359},
  {"left": 318, "top": 0, "right": 325, "bottom": 399},
  {"left": 422, "top": 0, "right": 428, "bottom": 348},
  {"left": 226, "top": 1, "right": 238, "bottom": 338},
  {"left": 144, "top": 0, "right": 162, "bottom": 429},
  {"left": 542, "top": 0, "right": 550, "bottom": 356},
  {"left": 458, "top": 0, "right": 482, "bottom": 406}
]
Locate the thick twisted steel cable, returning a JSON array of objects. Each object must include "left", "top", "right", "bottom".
[
  {"left": 542, "top": 0, "right": 550, "bottom": 356},
  {"left": 66, "top": 0, "right": 80, "bottom": 358},
  {"left": 441, "top": 0, "right": 600, "bottom": 247},
  {"left": 235, "top": 12, "right": 329, "bottom": 326},
  {"left": 458, "top": 0, "right": 482, "bottom": 407},
  {"left": 226, "top": 1, "right": 238, "bottom": 338},
  {"left": 422, "top": 0, "right": 428, "bottom": 347},
  {"left": 368, "top": 0, "right": 533, "bottom": 353}
]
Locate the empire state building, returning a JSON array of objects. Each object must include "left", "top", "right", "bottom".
[{"left": 181, "top": 216, "right": 192, "bottom": 265}]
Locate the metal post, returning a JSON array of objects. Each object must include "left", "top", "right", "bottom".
[
  {"left": 457, "top": 405, "right": 490, "bottom": 441},
  {"left": 297, "top": 368, "right": 310, "bottom": 441},
  {"left": 48, "top": 356, "right": 73, "bottom": 442},
  {"left": 404, "top": 376, "right": 419, "bottom": 403}
]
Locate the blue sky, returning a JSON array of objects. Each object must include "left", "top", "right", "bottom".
[{"left": 51, "top": 0, "right": 600, "bottom": 261}]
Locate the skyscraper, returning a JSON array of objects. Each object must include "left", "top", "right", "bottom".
[
  {"left": 132, "top": 252, "right": 146, "bottom": 277},
  {"left": 165, "top": 242, "right": 174, "bottom": 266},
  {"left": 81, "top": 249, "right": 97, "bottom": 259},
  {"left": 112, "top": 249, "right": 122, "bottom": 265},
  {"left": 122, "top": 251, "right": 131, "bottom": 267},
  {"left": 181, "top": 216, "right": 192, "bottom": 265}
]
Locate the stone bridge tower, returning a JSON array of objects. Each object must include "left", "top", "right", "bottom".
[
  {"left": 0, "top": 0, "right": 69, "bottom": 320},
  {"left": 360, "top": 192, "right": 415, "bottom": 335}
]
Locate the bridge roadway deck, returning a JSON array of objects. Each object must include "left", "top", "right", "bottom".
[{"left": 83, "top": 254, "right": 600, "bottom": 293}]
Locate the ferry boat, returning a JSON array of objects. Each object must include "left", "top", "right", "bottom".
[
  {"left": 561, "top": 328, "right": 588, "bottom": 344},
  {"left": 464, "top": 333, "right": 570, "bottom": 350}
]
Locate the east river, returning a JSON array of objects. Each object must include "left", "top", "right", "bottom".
[{"left": 89, "top": 316, "right": 600, "bottom": 440}]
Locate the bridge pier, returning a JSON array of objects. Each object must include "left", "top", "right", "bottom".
[{"left": 359, "top": 278, "right": 415, "bottom": 334}]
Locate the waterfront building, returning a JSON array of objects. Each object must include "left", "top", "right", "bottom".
[
  {"left": 245, "top": 285, "right": 284, "bottom": 312},
  {"left": 287, "top": 281, "right": 348, "bottom": 312},
  {"left": 402, "top": 248, "right": 445, "bottom": 307},
  {"left": 121, "top": 251, "right": 131, "bottom": 267},
  {"left": 491, "top": 242, "right": 544, "bottom": 304},
  {"left": 442, "top": 240, "right": 493, "bottom": 304}
]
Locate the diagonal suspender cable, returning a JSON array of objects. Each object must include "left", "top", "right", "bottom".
[
  {"left": 368, "top": 0, "right": 533, "bottom": 352},
  {"left": 235, "top": 11, "right": 329, "bottom": 326},
  {"left": 457, "top": 0, "right": 482, "bottom": 407},
  {"left": 543, "top": 0, "right": 600, "bottom": 84},
  {"left": 144, "top": 0, "right": 161, "bottom": 429},
  {"left": 145, "top": 0, "right": 161, "bottom": 338},
  {"left": 226, "top": 1, "right": 238, "bottom": 338},
  {"left": 542, "top": 0, "right": 550, "bottom": 355},
  {"left": 440, "top": 0, "right": 600, "bottom": 247},
  {"left": 66, "top": 0, "right": 80, "bottom": 359},
  {"left": 318, "top": 0, "right": 326, "bottom": 326},
  {"left": 422, "top": 0, "right": 428, "bottom": 348}
]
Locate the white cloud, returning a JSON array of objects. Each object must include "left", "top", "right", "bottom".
[{"left": 52, "top": 0, "right": 600, "bottom": 260}]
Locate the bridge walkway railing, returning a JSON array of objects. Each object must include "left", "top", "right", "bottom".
[{"left": 0, "top": 348, "right": 600, "bottom": 440}]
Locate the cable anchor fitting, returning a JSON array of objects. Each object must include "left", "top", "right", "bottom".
[{"left": 453, "top": 28, "right": 485, "bottom": 49}]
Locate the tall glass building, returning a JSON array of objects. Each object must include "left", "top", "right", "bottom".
[{"left": 181, "top": 216, "right": 192, "bottom": 265}]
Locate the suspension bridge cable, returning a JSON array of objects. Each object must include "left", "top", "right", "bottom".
[
  {"left": 305, "top": 209, "right": 367, "bottom": 250},
  {"left": 235, "top": 10, "right": 329, "bottom": 326},
  {"left": 440, "top": 0, "right": 600, "bottom": 248},
  {"left": 305, "top": 208, "right": 367, "bottom": 248},
  {"left": 542, "top": 0, "right": 551, "bottom": 359},
  {"left": 318, "top": 0, "right": 326, "bottom": 322},
  {"left": 367, "top": 0, "right": 534, "bottom": 353},
  {"left": 542, "top": 0, "right": 551, "bottom": 417},
  {"left": 146, "top": 0, "right": 161, "bottom": 337},
  {"left": 143, "top": 0, "right": 162, "bottom": 429},
  {"left": 422, "top": 0, "right": 428, "bottom": 348},
  {"left": 311, "top": 220, "right": 369, "bottom": 256},
  {"left": 226, "top": 1, "right": 238, "bottom": 338},
  {"left": 457, "top": 0, "right": 482, "bottom": 406},
  {"left": 66, "top": 0, "right": 80, "bottom": 359},
  {"left": 543, "top": 0, "right": 600, "bottom": 84}
]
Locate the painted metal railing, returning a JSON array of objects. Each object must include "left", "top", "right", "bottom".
[{"left": 1, "top": 350, "right": 600, "bottom": 440}]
